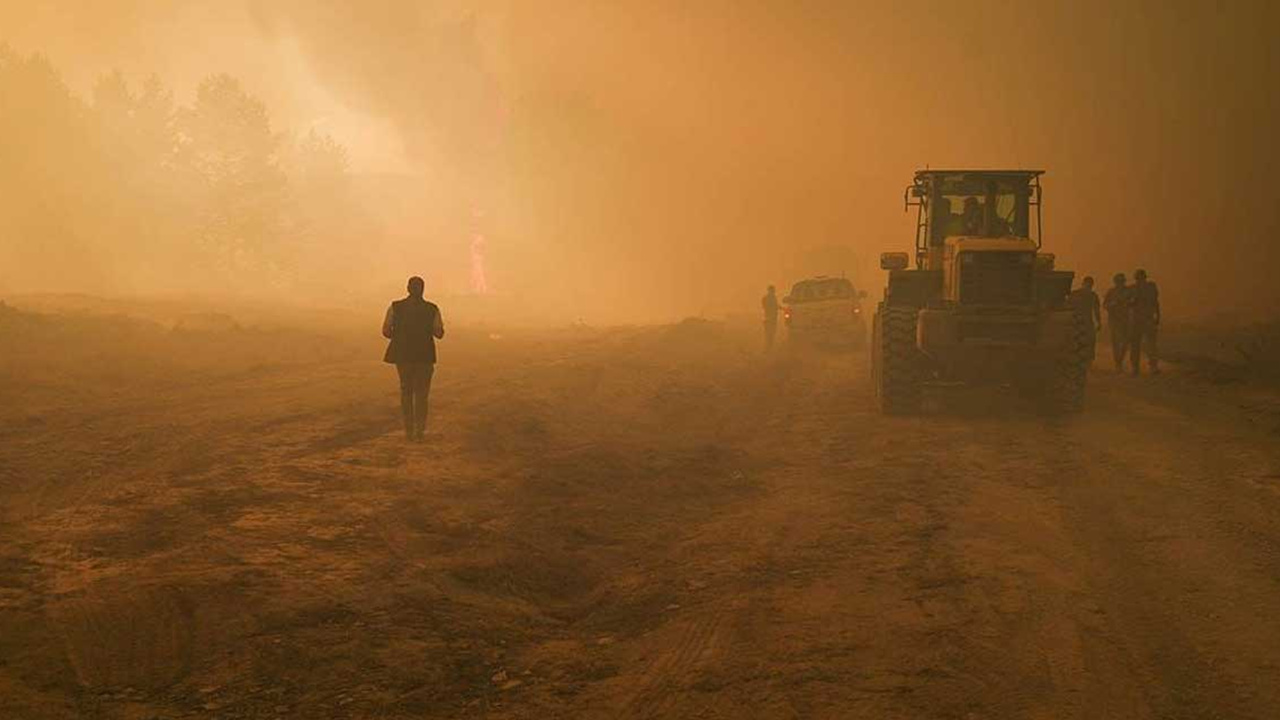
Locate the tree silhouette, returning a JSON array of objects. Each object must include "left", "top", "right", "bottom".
[
  {"left": 0, "top": 51, "right": 365, "bottom": 296},
  {"left": 0, "top": 48, "right": 101, "bottom": 289},
  {"left": 177, "top": 74, "right": 288, "bottom": 282},
  {"left": 281, "top": 128, "right": 370, "bottom": 295}
]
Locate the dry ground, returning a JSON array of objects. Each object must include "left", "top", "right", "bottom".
[{"left": 2, "top": 306, "right": 1280, "bottom": 719}]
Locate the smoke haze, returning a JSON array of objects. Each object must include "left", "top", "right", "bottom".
[{"left": 2, "top": 0, "right": 1278, "bottom": 322}]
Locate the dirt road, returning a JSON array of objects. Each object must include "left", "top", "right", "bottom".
[{"left": 3, "top": 312, "right": 1280, "bottom": 719}]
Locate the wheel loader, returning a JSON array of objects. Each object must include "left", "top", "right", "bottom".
[{"left": 870, "top": 170, "right": 1089, "bottom": 414}]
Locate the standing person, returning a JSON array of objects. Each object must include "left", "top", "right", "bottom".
[
  {"left": 1128, "top": 268, "right": 1160, "bottom": 376},
  {"left": 1102, "top": 272, "right": 1131, "bottom": 371},
  {"left": 961, "top": 196, "right": 984, "bottom": 235},
  {"left": 1068, "top": 276, "right": 1102, "bottom": 366},
  {"left": 762, "top": 285, "right": 780, "bottom": 351},
  {"left": 382, "top": 276, "right": 445, "bottom": 441}
]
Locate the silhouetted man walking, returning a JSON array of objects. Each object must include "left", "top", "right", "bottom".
[
  {"left": 762, "top": 285, "right": 779, "bottom": 351},
  {"left": 383, "top": 276, "right": 445, "bottom": 441},
  {"left": 1128, "top": 268, "right": 1160, "bottom": 376},
  {"left": 1103, "top": 272, "right": 1131, "bottom": 371},
  {"left": 1069, "top": 276, "right": 1102, "bottom": 366}
]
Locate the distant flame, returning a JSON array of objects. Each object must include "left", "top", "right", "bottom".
[
  {"left": 465, "top": 55, "right": 507, "bottom": 298},
  {"left": 470, "top": 231, "right": 488, "bottom": 294}
]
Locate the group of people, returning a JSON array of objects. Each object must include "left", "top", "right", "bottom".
[{"left": 1070, "top": 269, "right": 1161, "bottom": 375}]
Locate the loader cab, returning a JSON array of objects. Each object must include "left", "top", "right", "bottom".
[
  {"left": 906, "top": 170, "right": 1043, "bottom": 266},
  {"left": 901, "top": 170, "right": 1048, "bottom": 306}
]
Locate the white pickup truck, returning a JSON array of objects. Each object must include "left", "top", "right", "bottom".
[{"left": 783, "top": 276, "right": 868, "bottom": 347}]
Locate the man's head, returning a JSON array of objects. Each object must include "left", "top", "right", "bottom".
[
  {"left": 767, "top": 285, "right": 776, "bottom": 294},
  {"left": 1082, "top": 276, "right": 1095, "bottom": 290},
  {"left": 407, "top": 276, "right": 425, "bottom": 297},
  {"left": 1134, "top": 269, "right": 1148, "bottom": 283},
  {"left": 1113, "top": 272, "right": 1126, "bottom": 287}
]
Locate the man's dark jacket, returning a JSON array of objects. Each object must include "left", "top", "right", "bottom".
[{"left": 384, "top": 297, "right": 440, "bottom": 364}]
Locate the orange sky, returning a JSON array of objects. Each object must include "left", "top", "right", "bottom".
[{"left": 2, "top": 0, "right": 1277, "bottom": 321}]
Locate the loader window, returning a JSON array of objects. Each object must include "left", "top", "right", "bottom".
[
  {"left": 933, "top": 180, "right": 1029, "bottom": 239},
  {"left": 934, "top": 194, "right": 986, "bottom": 238},
  {"left": 992, "top": 188, "right": 1027, "bottom": 237}
]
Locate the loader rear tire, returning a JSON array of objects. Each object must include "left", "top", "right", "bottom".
[
  {"left": 1043, "top": 311, "right": 1090, "bottom": 414},
  {"left": 874, "top": 304, "right": 926, "bottom": 415}
]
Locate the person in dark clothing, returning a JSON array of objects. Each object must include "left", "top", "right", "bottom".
[
  {"left": 961, "top": 196, "right": 984, "bottom": 235},
  {"left": 762, "top": 285, "right": 780, "bottom": 351},
  {"left": 1068, "top": 275, "right": 1102, "bottom": 365},
  {"left": 383, "top": 276, "right": 445, "bottom": 441},
  {"left": 1102, "top": 272, "right": 1131, "bottom": 371},
  {"left": 1128, "top": 268, "right": 1160, "bottom": 376}
]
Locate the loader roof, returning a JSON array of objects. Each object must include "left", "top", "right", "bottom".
[{"left": 914, "top": 169, "right": 1044, "bottom": 180}]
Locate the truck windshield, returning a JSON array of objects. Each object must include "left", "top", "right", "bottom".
[{"left": 791, "top": 279, "right": 853, "bottom": 301}]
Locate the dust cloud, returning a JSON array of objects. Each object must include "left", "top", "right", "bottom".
[
  {"left": 7, "top": 5, "right": 1280, "bottom": 719},
  {"left": 2, "top": 0, "right": 1278, "bottom": 322}
]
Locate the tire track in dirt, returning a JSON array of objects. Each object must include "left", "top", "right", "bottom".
[
  {"left": 613, "top": 608, "right": 730, "bottom": 719},
  {"left": 47, "top": 583, "right": 197, "bottom": 691},
  {"left": 1045, "top": 376, "right": 1280, "bottom": 719},
  {"left": 889, "top": 371, "right": 1280, "bottom": 719},
  {"left": 579, "top": 348, "right": 988, "bottom": 717},
  {"left": 932, "top": 420, "right": 1152, "bottom": 718}
]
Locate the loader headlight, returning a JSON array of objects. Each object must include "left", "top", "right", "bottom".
[{"left": 880, "top": 252, "right": 910, "bottom": 271}]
